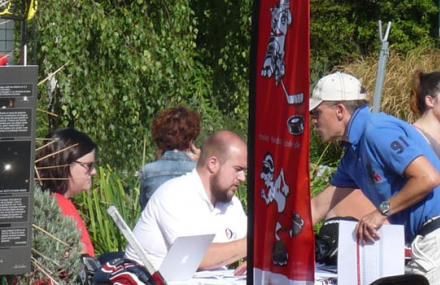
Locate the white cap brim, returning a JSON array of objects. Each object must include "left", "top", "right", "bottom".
[{"left": 309, "top": 97, "right": 322, "bottom": 111}]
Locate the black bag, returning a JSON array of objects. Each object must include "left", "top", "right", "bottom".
[
  {"left": 93, "top": 258, "right": 155, "bottom": 285},
  {"left": 79, "top": 254, "right": 102, "bottom": 285},
  {"left": 315, "top": 216, "right": 358, "bottom": 265}
]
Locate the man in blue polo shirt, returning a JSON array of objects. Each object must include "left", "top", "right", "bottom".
[{"left": 310, "top": 72, "right": 440, "bottom": 283}]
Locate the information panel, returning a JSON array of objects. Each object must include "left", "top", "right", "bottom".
[{"left": 0, "top": 66, "right": 37, "bottom": 275}]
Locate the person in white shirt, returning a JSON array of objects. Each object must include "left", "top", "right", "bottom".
[{"left": 126, "top": 130, "right": 247, "bottom": 271}]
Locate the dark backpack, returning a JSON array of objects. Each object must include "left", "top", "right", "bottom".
[
  {"left": 315, "top": 216, "right": 358, "bottom": 265},
  {"left": 93, "top": 258, "right": 155, "bottom": 285}
]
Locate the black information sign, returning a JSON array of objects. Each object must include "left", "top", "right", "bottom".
[
  {"left": 0, "top": 84, "right": 32, "bottom": 97},
  {"left": 0, "top": 66, "right": 37, "bottom": 275},
  {"left": 0, "top": 109, "right": 32, "bottom": 137}
]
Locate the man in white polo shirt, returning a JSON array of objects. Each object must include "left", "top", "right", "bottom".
[{"left": 125, "top": 130, "right": 247, "bottom": 271}]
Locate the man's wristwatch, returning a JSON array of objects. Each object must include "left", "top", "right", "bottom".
[{"left": 379, "top": 200, "right": 391, "bottom": 217}]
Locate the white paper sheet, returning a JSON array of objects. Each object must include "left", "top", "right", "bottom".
[{"left": 337, "top": 221, "right": 404, "bottom": 285}]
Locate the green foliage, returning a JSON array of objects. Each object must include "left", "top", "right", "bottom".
[
  {"left": 32, "top": 0, "right": 251, "bottom": 178},
  {"left": 310, "top": 142, "right": 338, "bottom": 198},
  {"left": 190, "top": 0, "right": 252, "bottom": 131},
  {"left": 75, "top": 165, "right": 141, "bottom": 255},
  {"left": 16, "top": 188, "right": 82, "bottom": 284},
  {"left": 310, "top": 130, "right": 343, "bottom": 168},
  {"left": 311, "top": 0, "right": 439, "bottom": 81},
  {"left": 310, "top": 129, "right": 342, "bottom": 198},
  {"left": 237, "top": 184, "right": 248, "bottom": 211},
  {"left": 35, "top": 0, "right": 199, "bottom": 174}
]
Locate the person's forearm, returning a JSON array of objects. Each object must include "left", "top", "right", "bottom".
[
  {"left": 388, "top": 157, "right": 440, "bottom": 216},
  {"left": 389, "top": 176, "right": 440, "bottom": 215},
  {"left": 311, "top": 185, "right": 353, "bottom": 225},
  {"left": 356, "top": 158, "right": 440, "bottom": 242},
  {"left": 199, "top": 238, "right": 246, "bottom": 270},
  {"left": 311, "top": 198, "right": 328, "bottom": 225}
]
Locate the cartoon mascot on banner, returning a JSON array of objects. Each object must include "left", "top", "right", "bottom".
[
  {"left": 260, "top": 153, "right": 304, "bottom": 266},
  {"left": 261, "top": 0, "right": 292, "bottom": 84},
  {"left": 261, "top": 0, "right": 303, "bottom": 106}
]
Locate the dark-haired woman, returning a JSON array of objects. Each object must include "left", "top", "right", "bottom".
[
  {"left": 36, "top": 127, "right": 97, "bottom": 257},
  {"left": 411, "top": 70, "right": 440, "bottom": 157},
  {"left": 408, "top": 70, "right": 440, "bottom": 284}
]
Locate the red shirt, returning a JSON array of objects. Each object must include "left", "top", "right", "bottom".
[{"left": 53, "top": 193, "right": 95, "bottom": 257}]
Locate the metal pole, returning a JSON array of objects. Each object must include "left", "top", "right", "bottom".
[
  {"left": 21, "top": 18, "right": 27, "bottom": 65},
  {"left": 372, "top": 20, "right": 392, "bottom": 113}
]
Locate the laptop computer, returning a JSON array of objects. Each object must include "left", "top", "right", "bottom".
[
  {"left": 159, "top": 233, "right": 215, "bottom": 282},
  {"left": 107, "top": 206, "right": 214, "bottom": 283}
]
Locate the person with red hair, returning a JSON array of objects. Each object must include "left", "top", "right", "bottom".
[{"left": 139, "top": 106, "right": 201, "bottom": 209}]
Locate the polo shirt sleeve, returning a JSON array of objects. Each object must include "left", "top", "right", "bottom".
[{"left": 364, "top": 125, "right": 423, "bottom": 176}]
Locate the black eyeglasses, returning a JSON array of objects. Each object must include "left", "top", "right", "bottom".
[
  {"left": 309, "top": 108, "right": 322, "bottom": 119},
  {"left": 73, "top": 161, "right": 96, "bottom": 174},
  {"left": 310, "top": 102, "right": 339, "bottom": 119}
]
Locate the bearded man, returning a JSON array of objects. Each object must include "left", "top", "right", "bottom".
[{"left": 125, "top": 130, "right": 247, "bottom": 271}]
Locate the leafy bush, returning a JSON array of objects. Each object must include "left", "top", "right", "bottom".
[
  {"left": 32, "top": 0, "right": 250, "bottom": 179},
  {"left": 75, "top": 165, "right": 141, "bottom": 255},
  {"left": 34, "top": 0, "right": 200, "bottom": 174},
  {"left": 16, "top": 188, "right": 82, "bottom": 284},
  {"left": 190, "top": 0, "right": 252, "bottom": 129},
  {"left": 311, "top": 0, "right": 439, "bottom": 81}
]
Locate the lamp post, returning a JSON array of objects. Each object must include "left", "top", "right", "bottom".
[{"left": 372, "top": 21, "right": 392, "bottom": 113}]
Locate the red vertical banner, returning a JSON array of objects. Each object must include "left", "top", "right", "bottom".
[{"left": 251, "top": 0, "right": 314, "bottom": 283}]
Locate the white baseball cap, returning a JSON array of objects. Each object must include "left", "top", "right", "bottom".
[{"left": 310, "top": 72, "right": 367, "bottom": 111}]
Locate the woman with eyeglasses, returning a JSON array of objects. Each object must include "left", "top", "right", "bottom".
[{"left": 35, "top": 127, "right": 97, "bottom": 257}]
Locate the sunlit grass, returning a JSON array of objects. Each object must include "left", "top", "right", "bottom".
[{"left": 75, "top": 166, "right": 141, "bottom": 255}]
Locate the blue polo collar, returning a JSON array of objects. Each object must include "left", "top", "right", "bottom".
[{"left": 345, "top": 105, "right": 370, "bottom": 147}]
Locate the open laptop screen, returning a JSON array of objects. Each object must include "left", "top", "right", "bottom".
[{"left": 159, "top": 234, "right": 215, "bottom": 282}]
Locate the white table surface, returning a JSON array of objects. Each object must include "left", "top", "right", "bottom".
[
  {"left": 169, "top": 268, "right": 337, "bottom": 285},
  {"left": 168, "top": 270, "right": 246, "bottom": 285}
]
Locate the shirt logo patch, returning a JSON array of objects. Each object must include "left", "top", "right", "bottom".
[
  {"left": 367, "top": 163, "right": 383, "bottom": 184},
  {"left": 225, "top": 228, "right": 235, "bottom": 240},
  {"left": 390, "top": 136, "right": 410, "bottom": 154}
]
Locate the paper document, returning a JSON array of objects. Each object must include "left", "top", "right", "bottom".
[
  {"left": 193, "top": 269, "right": 246, "bottom": 280},
  {"left": 315, "top": 264, "right": 337, "bottom": 285},
  {"left": 337, "top": 221, "right": 404, "bottom": 285}
]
